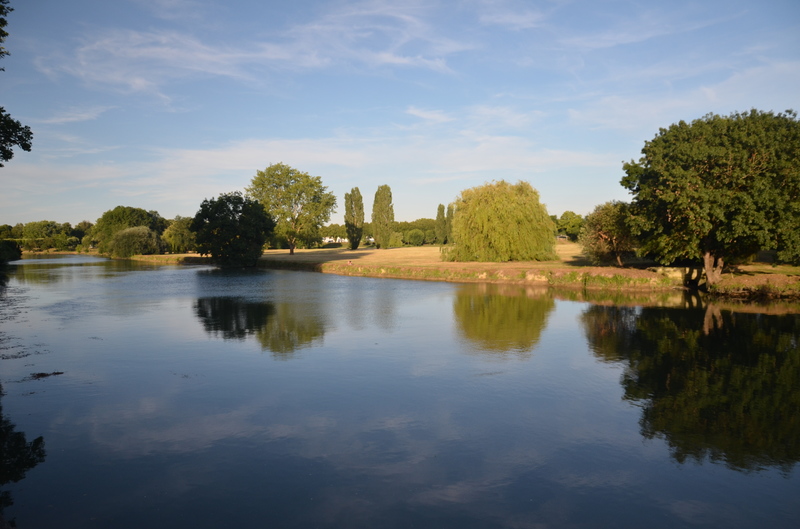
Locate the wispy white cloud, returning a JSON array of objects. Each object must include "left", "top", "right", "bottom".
[
  {"left": 406, "top": 106, "right": 454, "bottom": 123},
  {"left": 567, "top": 60, "right": 800, "bottom": 133},
  {"left": 131, "top": 0, "right": 205, "bottom": 21},
  {"left": 37, "top": 105, "right": 116, "bottom": 124},
  {"left": 37, "top": 0, "right": 472, "bottom": 97},
  {"left": 557, "top": 9, "right": 739, "bottom": 51}
]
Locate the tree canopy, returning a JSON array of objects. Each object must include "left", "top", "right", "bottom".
[
  {"left": 443, "top": 180, "right": 557, "bottom": 262},
  {"left": 371, "top": 185, "right": 394, "bottom": 249},
  {"left": 90, "top": 206, "right": 167, "bottom": 254},
  {"left": 191, "top": 192, "right": 274, "bottom": 267},
  {"left": 162, "top": 216, "right": 196, "bottom": 253},
  {"left": 622, "top": 109, "right": 800, "bottom": 285},
  {"left": 579, "top": 201, "right": 636, "bottom": 266},
  {"left": 435, "top": 204, "right": 447, "bottom": 244},
  {"left": 246, "top": 163, "right": 336, "bottom": 254},
  {"left": 0, "top": 1, "right": 32, "bottom": 167},
  {"left": 107, "top": 226, "right": 161, "bottom": 258},
  {"left": 556, "top": 211, "right": 584, "bottom": 241},
  {"left": 344, "top": 187, "right": 364, "bottom": 250}
]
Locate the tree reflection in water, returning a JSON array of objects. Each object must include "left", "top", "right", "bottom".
[
  {"left": 194, "top": 297, "right": 324, "bottom": 358},
  {"left": 194, "top": 297, "right": 274, "bottom": 340},
  {"left": 0, "top": 384, "right": 47, "bottom": 525},
  {"left": 581, "top": 302, "right": 800, "bottom": 473},
  {"left": 254, "top": 302, "right": 325, "bottom": 359},
  {"left": 453, "top": 284, "right": 555, "bottom": 358}
]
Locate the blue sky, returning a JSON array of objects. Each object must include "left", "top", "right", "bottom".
[{"left": 2, "top": 0, "right": 798, "bottom": 225}]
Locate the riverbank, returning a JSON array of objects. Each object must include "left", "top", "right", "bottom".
[
  {"left": 252, "top": 244, "right": 682, "bottom": 290},
  {"left": 32, "top": 242, "right": 800, "bottom": 298}
]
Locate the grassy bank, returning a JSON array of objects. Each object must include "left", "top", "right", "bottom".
[
  {"left": 253, "top": 243, "right": 681, "bottom": 291},
  {"left": 108, "top": 241, "right": 800, "bottom": 298}
]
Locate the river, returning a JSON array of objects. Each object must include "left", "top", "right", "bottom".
[{"left": 0, "top": 255, "right": 798, "bottom": 528}]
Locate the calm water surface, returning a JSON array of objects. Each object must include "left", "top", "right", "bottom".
[{"left": 0, "top": 255, "right": 798, "bottom": 528}]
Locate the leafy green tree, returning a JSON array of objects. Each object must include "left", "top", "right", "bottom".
[
  {"left": 622, "top": 109, "right": 800, "bottom": 285},
  {"left": 361, "top": 221, "right": 373, "bottom": 243},
  {"left": 22, "top": 220, "right": 60, "bottom": 240},
  {"left": 107, "top": 226, "right": 161, "bottom": 258},
  {"left": 162, "top": 216, "right": 196, "bottom": 253},
  {"left": 405, "top": 229, "right": 425, "bottom": 246},
  {"left": 19, "top": 220, "right": 77, "bottom": 251},
  {"left": 190, "top": 192, "right": 275, "bottom": 267},
  {"left": 71, "top": 221, "right": 93, "bottom": 241},
  {"left": 445, "top": 203, "right": 454, "bottom": 243},
  {"left": 443, "top": 180, "right": 557, "bottom": 262},
  {"left": 557, "top": 211, "right": 584, "bottom": 241},
  {"left": 91, "top": 206, "right": 166, "bottom": 254},
  {"left": 579, "top": 201, "right": 636, "bottom": 266},
  {"left": 0, "top": 239, "right": 20, "bottom": 263},
  {"left": 320, "top": 223, "right": 346, "bottom": 241},
  {"left": 0, "top": 1, "right": 32, "bottom": 167},
  {"left": 246, "top": 163, "right": 336, "bottom": 254},
  {"left": 371, "top": 185, "right": 394, "bottom": 249},
  {"left": 435, "top": 204, "right": 447, "bottom": 244},
  {"left": 344, "top": 187, "right": 364, "bottom": 250},
  {"left": 0, "top": 224, "right": 13, "bottom": 239}
]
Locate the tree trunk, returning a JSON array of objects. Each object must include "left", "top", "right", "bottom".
[
  {"left": 703, "top": 303, "right": 723, "bottom": 335},
  {"left": 703, "top": 251, "right": 724, "bottom": 286}
]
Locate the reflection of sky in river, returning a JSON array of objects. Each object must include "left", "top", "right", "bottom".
[{"left": 0, "top": 258, "right": 798, "bottom": 528}]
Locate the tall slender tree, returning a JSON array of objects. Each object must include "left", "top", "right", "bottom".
[
  {"left": 435, "top": 204, "right": 447, "bottom": 244},
  {"left": 371, "top": 185, "right": 394, "bottom": 249},
  {"left": 344, "top": 187, "right": 364, "bottom": 250},
  {"left": 445, "top": 203, "right": 454, "bottom": 244}
]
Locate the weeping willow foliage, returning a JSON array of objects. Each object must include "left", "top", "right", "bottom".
[
  {"left": 442, "top": 180, "right": 557, "bottom": 262},
  {"left": 453, "top": 284, "right": 555, "bottom": 356}
]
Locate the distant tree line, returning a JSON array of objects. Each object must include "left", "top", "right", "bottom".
[{"left": 3, "top": 108, "right": 798, "bottom": 281}]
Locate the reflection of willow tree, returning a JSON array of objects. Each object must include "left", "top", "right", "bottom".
[
  {"left": 0, "top": 384, "right": 47, "bottom": 521},
  {"left": 255, "top": 303, "right": 325, "bottom": 359},
  {"left": 581, "top": 304, "right": 800, "bottom": 472},
  {"left": 453, "top": 285, "right": 555, "bottom": 358},
  {"left": 194, "top": 297, "right": 325, "bottom": 358},
  {"left": 194, "top": 297, "right": 274, "bottom": 340}
]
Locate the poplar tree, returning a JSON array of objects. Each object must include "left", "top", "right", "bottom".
[
  {"left": 435, "top": 204, "right": 447, "bottom": 244},
  {"left": 445, "top": 204, "right": 454, "bottom": 243},
  {"left": 344, "top": 187, "right": 364, "bottom": 250},
  {"left": 371, "top": 185, "right": 394, "bottom": 249}
]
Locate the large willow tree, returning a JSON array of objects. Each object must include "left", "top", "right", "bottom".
[{"left": 443, "top": 180, "right": 556, "bottom": 262}]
